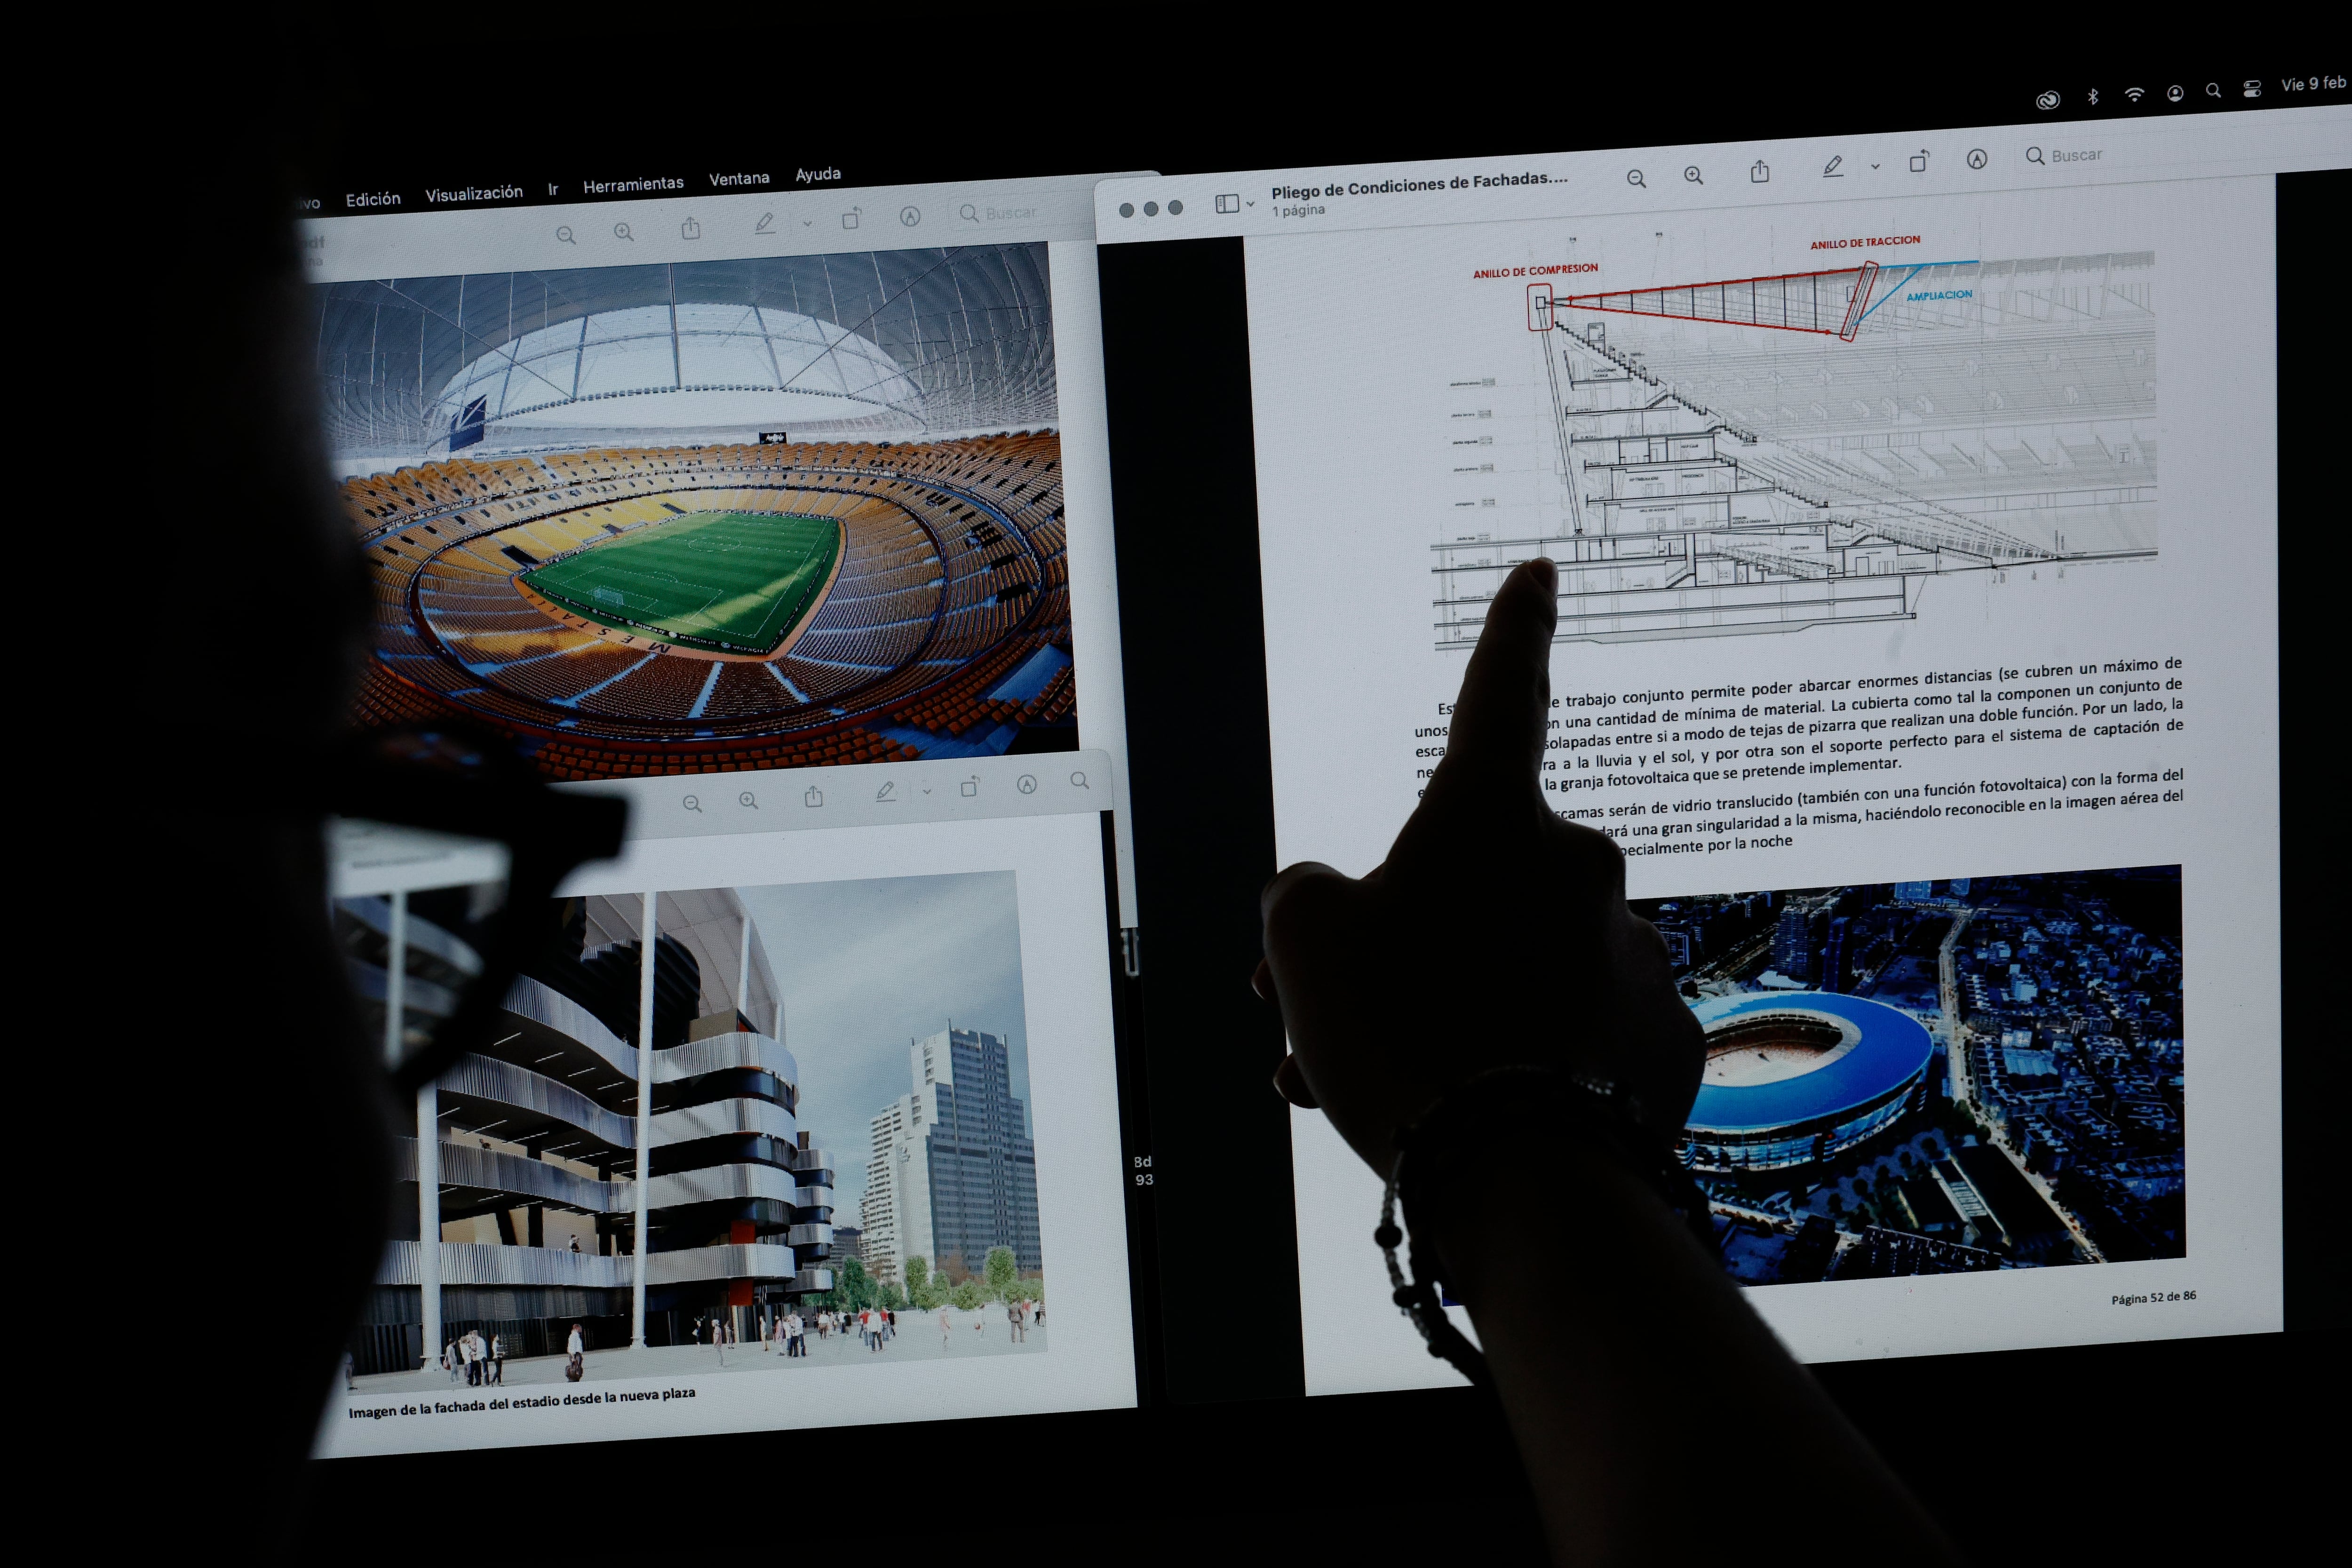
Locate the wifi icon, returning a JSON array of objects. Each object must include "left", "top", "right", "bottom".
[{"left": 2125, "top": 86, "right": 2146, "bottom": 103}]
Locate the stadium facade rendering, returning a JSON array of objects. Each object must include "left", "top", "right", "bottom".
[
  {"left": 310, "top": 249, "right": 1077, "bottom": 781},
  {"left": 1682, "top": 992, "right": 1936, "bottom": 1172},
  {"left": 345, "top": 887, "right": 836, "bottom": 1374}
]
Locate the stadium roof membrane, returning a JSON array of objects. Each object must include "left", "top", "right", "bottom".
[{"left": 1686, "top": 991, "right": 1934, "bottom": 1133}]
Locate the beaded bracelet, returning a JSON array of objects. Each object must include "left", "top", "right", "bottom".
[{"left": 1376, "top": 1064, "right": 1720, "bottom": 1387}]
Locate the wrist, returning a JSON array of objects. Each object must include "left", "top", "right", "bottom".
[{"left": 1392, "top": 1068, "right": 1714, "bottom": 1310}]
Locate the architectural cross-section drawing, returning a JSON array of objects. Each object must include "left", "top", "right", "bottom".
[{"left": 1434, "top": 254, "right": 2158, "bottom": 645}]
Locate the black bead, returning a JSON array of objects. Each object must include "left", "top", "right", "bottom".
[
  {"left": 1373, "top": 1223, "right": 1403, "bottom": 1249},
  {"left": 1392, "top": 1286, "right": 1417, "bottom": 1307}
]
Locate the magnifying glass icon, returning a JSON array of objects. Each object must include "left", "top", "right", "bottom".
[
  {"left": 960, "top": 203, "right": 978, "bottom": 221},
  {"left": 613, "top": 222, "right": 634, "bottom": 241},
  {"left": 1684, "top": 166, "right": 1703, "bottom": 184},
  {"left": 739, "top": 791, "right": 758, "bottom": 809},
  {"left": 2026, "top": 146, "right": 2045, "bottom": 165},
  {"left": 1070, "top": 770, "right": 1089, "bottom": 788},
  {"left": 1626, "top": 169, "right": 1645, "bottom": 188},
  {"left": 2205, "top": 82, "right": 2221, "bottom": 98},
  {"left": 683, "top": 793, "right": 702, "bottom": 812},
  {"left": 556, "top": 225, "right": 575, "bottom": 244}
]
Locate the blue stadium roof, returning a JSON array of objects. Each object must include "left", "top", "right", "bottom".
[{"left": 1686, "top": 991, "right": 1934, "bottom": 1132}]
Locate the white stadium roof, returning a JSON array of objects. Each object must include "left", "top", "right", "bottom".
[
  {"left": 430, "top": 302, "right": 922, "bottom": 437},
  {"left": 313, "top": 249, "right": 1058, "bottom": 465}
]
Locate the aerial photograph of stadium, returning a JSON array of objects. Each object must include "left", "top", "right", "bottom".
[
  {"left": 311, "top": 247, "right": 1075, "bottom": 780},
  {"left": 1629, "top": 865, "right": 2183, "bottom": 1284}
]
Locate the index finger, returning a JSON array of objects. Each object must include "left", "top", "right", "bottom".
[{"left": 1420, "top": 556, "right": 1557, "bottom": 812}]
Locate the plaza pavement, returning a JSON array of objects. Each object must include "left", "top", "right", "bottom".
[{"left": 352, "top": 1306, "right": 1047, "bottom": 1394}]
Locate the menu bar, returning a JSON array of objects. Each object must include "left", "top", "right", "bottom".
[
  {"left": 1095, "top": 108, "right": 2349, "bottom": 243},
  {"left": 299, "top": 173, "right": 1138, "bottom": 285}
]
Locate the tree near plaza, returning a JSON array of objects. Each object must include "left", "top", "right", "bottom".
[
  {"left": 984, "top": 1246, "right": 1018, "bottom": 1301},
  {"left": 813, "top": 1256, "right": 882, "bottom": 1314},
  {"left": 903, "top": 1255, "right": 946, "bottom": 1310},
  {"left": 950, "top": 1278, "right": 984, "bottom": 1311}
]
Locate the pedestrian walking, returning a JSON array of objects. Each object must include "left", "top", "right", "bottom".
[
  {"left": 490, "top": 1333, "right": 506, "bottom": 1385},
  {"left": 443, "top": 1339, "right": 460, "bottom": 1384},
  {"left": 342, "top": 1349, "right": 355, "bottom": 1391},
  {"left": 565, "top": 1322, "right": 585, "bottom": 1383},
  {"left": 939, "top": 1305, "right": 952, "bottom": 1349}
]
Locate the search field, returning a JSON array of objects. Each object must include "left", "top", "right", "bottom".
[{"left": 958, "top": 201, "right": 1043, "bottom": 225}]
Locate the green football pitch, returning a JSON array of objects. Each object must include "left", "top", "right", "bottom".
[{"left": 522, "top": 512, "right": 842, "bottom": 653}]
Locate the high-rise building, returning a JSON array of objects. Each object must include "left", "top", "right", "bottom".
[
  {"left": 862, "top": 1026, "right": 1042, "bottom": 1285},
  {"left": 1819, "top": 916, "right": 1851, "bottom": 994},
  {"left": 861, "top": 1093, "right": 934, "bottom": 1289},
  {"left": 1772, "top": 906, "right": 1814, "bottom": 982}
]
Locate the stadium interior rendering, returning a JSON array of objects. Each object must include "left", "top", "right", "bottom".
[{"left": 314, "top": 250, "right": 1076, "bottom": 779}]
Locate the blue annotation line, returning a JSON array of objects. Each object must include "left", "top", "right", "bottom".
[{"left": 1859, "top": 259, "right": 1979, "bottom": 326}]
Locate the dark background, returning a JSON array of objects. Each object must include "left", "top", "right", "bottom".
[{"left": 283, "top": 64, "right": 2338, "bottom": 1557}]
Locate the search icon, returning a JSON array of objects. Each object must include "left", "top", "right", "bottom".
[
  {"left": 613, "top": 222, "right": 634, "bottom": 241},
  {"left": 683, "top": 793, "right": 702, "bottom": 812},
  {"left": 1684, "top": 165, "right": 1703, "bottom": 184},
  {"left": 1626, "top": 169, "right": 1645, "bottom": 188},
  {"left": 556, "top": 225, "right": 575, "bottom": 245},
  {"left": 2026, "top": 146, "right": 2045, "bottom": 165},
  {"left": 2205, "top": 82, "right": 2222, "bottom": 98},
  {"left": 960, "top": 203, "right": 978, "bottom": 222},
  {"left": 1070, "top": 770, "right": 1089, "bottom": 789},
  {"left": 738, "top": 791, "right": 758, "bottom": 809}
]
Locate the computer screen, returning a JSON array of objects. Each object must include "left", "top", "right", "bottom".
[
  {"left": 1089, "top": 97, "right": 2340, "bottom": 1402},
  {"left": 303, "top": 168, "right": 1153, "bottom": 1456},
  {"left": 297, "top": 81, "right": 2342, "bottom": 1466}
]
